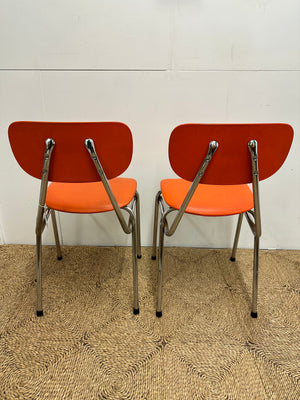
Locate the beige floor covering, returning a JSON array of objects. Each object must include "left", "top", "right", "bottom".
[{"left": 0, "top": 245, "right": 299, "bottom": 399}]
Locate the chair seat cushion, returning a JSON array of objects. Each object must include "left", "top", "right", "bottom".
[
  {"left": 161, "top": 179, "right": 254, "bottom": 216},
  {"left": 46, "top": 178, "right": 137, "bottom": 213}
]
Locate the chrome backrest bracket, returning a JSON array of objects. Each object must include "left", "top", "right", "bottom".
[
  {"left": 85, "top": 138, "right": 131, "bottom": 234},
  {"left": 248, "top": 140, "right": 262, "bottom": 237},
  {"left": 36, "top": 138, "right": 55, "bottom": 235},
  {"left": 166, "top": 140, "right": 219, "bottom": 237}
]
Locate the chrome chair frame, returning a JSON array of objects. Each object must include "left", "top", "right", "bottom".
[
  {"left": 36, "top": 138, "right": 141, "bottom": 317},
  {"left": 152, "top": 139, "right": 261, "bottom": 318}
]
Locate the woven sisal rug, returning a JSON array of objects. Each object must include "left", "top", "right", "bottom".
[{"left": 0, "top": 245, "right": 299, "bottom": 399}]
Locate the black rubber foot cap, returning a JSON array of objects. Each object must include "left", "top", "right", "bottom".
[
  {"left": 152, "top": 256, "right": 156, "bottom": 260},
  {"left": 57, "top": 256, "right": 63, "bottom": 260},
  {"left": 133, "top": 308, "right": 140, "bottom": 315},
  {"left": 251, "top": 312, "right": 258, "bottom": 318},
  {"left": 36, "top": 310, "right": 43, "bottom": 317},
  {"left": 137, "top": 255, "right": 142, "bottom": 259},
  {"left": 230, "top": 257, "right": 236, "bottom": 262},
  {"left": 156, "top": 311, "right": 162, "bottom": 318}
]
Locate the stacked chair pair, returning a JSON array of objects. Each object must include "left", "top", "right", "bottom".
[{"left": 9, "top": 121, "right": 293, "bottom": 318}]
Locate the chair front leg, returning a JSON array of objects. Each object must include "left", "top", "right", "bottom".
[
  {"left": 51, "top": 210, "right": 62, "bottom": 260},
  {"left": 251, "top": 236, "right": 259, "bottom": 318},
  {"left": 36, "top": 232, "right": 43, "bottom": 316},
  {"left": 130, "top": 213, "right": 139, "bottom": 315},
  {"left": 230, "top": 213, "right": 243, "bottom": 261},
  {"left": 152, "top": 191, "right": 162, "bottom": 260},
  {"left": 135, "top": 192, "right": 142, "bottom": 259},
  {"left": 156, "top": 217, "right": 165, "bottom": 317},
  {"left": 34, "top": 138, "right": 55, "bottom": 317}
]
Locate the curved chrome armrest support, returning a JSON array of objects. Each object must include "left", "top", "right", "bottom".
[
  {"left": 36, "top": 138, "right": 55, "bottom": 235},
  {"left": 166, "top": 140, "right": 218, "bottom": 237},
  {"left": 248, "top": 140, "right": 262, "bottom": 237},
  {"left": 85, "top": 138, "right": 132, "bottom": 234}
]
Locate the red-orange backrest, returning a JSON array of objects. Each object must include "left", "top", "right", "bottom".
[
  {"left": 169, "top": 123, "right": 293, "bottom": 184},
  {"left": 8, "top": 121, "right": 133, "bottom": 182}
]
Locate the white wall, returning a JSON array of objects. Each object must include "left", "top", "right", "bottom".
[{"left": 0, "top": 0, "right": 299, "bottom": 249}]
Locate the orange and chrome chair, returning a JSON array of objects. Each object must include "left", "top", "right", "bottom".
[
  {"left": 9, "top": 121, "right": 141, "bottom": 316},
  {"left": 152, "top": 123, "right": 293, "bottom": 318}
]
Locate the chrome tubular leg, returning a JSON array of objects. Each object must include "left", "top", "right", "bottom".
[
  {"left": 34, "top": 138, "right": 55, "bottom": 317},
  {"left": 135, "top": 192, "right": 142, "bottom": 259},
  {"left": 36, "top": 233, "right": 43, "bottom": 316},
  {"left": 152, "top": 191, "right": 161, "bottom": 260},
  {"left": 230, "top": 213, "right": 243, "bottom": 261},
  {"left": 156, "top": 218, "right": 165, "bottom": 317},
  {"left": 51, "top": 210, "right": 62, "bottom": 260},
  {"left": 251, "top": 236, "right": 259, "bottom": 318},
  {"left": 131, "top": 214, "right": 139, "bottom": 315}
]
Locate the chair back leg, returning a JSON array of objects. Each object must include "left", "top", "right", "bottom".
[
  {"left": 230, "top": 213, "right": 244, "bottom": 261},
  {"left": 51, "top": 210, "right": 62, "bottom": 260},
  {"left": 152, "top": 191, "right": 162, "bottom": 260}
]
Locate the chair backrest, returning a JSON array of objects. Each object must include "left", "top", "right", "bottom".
[
  {"left": 8, "top": 121, "right": 133, "bottom": 182},
  {"left": 169, "top": 123, "right": 293, "bottom": 185}
]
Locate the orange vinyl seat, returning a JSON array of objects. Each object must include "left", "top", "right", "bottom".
[
  {"left": 46, "top": 178, "right": 137, "bottom": 213},
  {"left": 152, "top": 123, "right": 293, "bottom": 319},
  {"left": 9, "top": 121, "right": 141, "bottom": 317},
  {"left": 160, "top": 179, "right": 254, "bottom": 216}
]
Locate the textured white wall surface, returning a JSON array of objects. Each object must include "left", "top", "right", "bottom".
[{"left": 0, "top": 0, "right": 299, "bottom": 249}]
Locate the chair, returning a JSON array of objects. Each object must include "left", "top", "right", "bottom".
[
  {"left": 9, "top": 121, "right": 141, "bottom": 316},
  {"left": 152, "top": 123, "right": 293, "bottom": 318}
]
